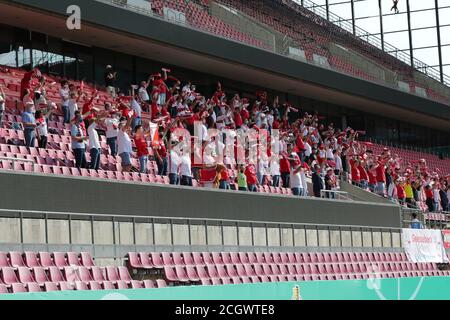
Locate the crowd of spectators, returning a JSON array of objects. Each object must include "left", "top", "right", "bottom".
[{"left": 5, "top": 65, "right": 449, "bottom": 213}]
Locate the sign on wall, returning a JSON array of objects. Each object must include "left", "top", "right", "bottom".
[{"left": 402, "top": 229, "right": 449, "bottom": 263}]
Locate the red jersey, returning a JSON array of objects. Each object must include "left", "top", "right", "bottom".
[
  {"left": 134, "top": 136, "right": 149, "bottom": 157},
  {"left": 368, "top": 171, "right": 377, "bottom": 185},
  {"left": 358, "top": 165, "right": 368, "bottom": 181},
  {"left": 245, "top": 165, "right": 257, "bottom": 185},
  {"left": 20, "top": 71, "right": 33, "bottom": 99},
  {"left": 350, "top": 160, "right": 360, "bottom": 182},
  {"left": 396, "top": 185, "right": 406, "bottom": 199},
  {"left": 375, "top": 162, "right": 386, "bottom": 183},
  {"left": 220, "top": 168, "right": 230, "bottom": 182}
]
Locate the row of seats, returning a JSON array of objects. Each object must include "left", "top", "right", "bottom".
[
  {"left": 0, "top": 278, "right": 167, "bottom": 294},
  {"left": 0, "top": 251, "right": 94, "bottom": 269},
  {"left": 127, "top": 251, "right": 416, "bottom": 269}
]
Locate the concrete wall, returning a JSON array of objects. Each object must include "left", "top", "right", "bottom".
[{"left": 0, "top": 170, "right": 401, "bottom": 228}]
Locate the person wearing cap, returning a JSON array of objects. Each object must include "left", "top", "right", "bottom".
[
  {"left": 117, "top": 117, "right": 133, "bottom": 172},
  {"left": 104, "top": 65, "right": 117, "bottom": 99},
  {"left": 22, "top": 101, "right": 37, "bottom": 147},
  {"left": 396, "top": 179, "right": 406, "bottom": 206}
]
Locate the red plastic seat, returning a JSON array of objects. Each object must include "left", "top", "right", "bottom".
[
  {"left": 117, "top": 266, "right": 132, "bottom": 283},
  {"left": 143, "top": 280, "right": 155, "bottom": 288},
  {"left": 24, "top": 252, "right": 41, "bottom": 268},
  {"left": 53, "top": 252, "right": 68, "bottom": 268},
  {"left": 67, "top": 252, "right": 81, "bottom": 266},
  {"left": 105, "top": 267, "right": 120, "bottom": 282},
  {"left": 138, "top": 253, "right": 153, "bottom": 269},
  {"left": 102, "top": 281, "right": 116, "bottom": 290},
  {"left": 150, "top": 253, "right": 164, "bottom": 268},
  {"left": 130, "top": 280, "right": 144, "bottom": 289},
  {"left": 0, "top": 252, "right": 11, "bottom": 267},
  {"left": 8, "top": 252, "right": 26, "bottom": 268},
  {"left": 128, "top": 252, "right": 143, "bottom": 269},
  {"left": 38, "top": 252, "right": 55, "bottom": 268},
  {"left": 11, "top": 283, "right": 27, "bottom": 293},
  {"left": 75, "top": 281, "right": 89, "bottom": 291},
  {"left": 116, "top": 281, "right": 129, "bottom": 289},
  {"left": 0, "top": 284, "right": 8, "bottom": 294},
  {"left": 80, "top": 251, "right": 95, "bottom": 266},
  {"left": 182, "top": 252, "right": 195, "bottom": 265},
  {"left": 2, "top": 267, "right": 20, "bottom": 285},
  {"left": 44, "top": 282, "right": 58, "bottom": 292},
  {"left": 17, "top": 267, "right": 35, "bottom": 284},
  {"left": 91, "top": 267, "right": 106, "bottom": 282},
  {"left": 64, "top": 266, "right": 81, "bottom": 282},
  {"left": 156, "top": 279, "right": 167, "bottom": 288},
  {"left": 89, "top": 281, "right": 103, "bottom": 291}
]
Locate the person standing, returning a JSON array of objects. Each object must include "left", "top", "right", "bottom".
[
  {"left": 0, "top": 86, "right": 5, "bottom": 127},
  {"left": 104, "top": 65, "right": 117, "bottom": 99},
  {"left": 312, "top": 165, "right": 324, "bottom": 198},
  {"left": 70, "top": 111, "right": 89, "bottom": 169},
  {"left": 133, "top": 124, "right": 151, "bottom": 174},
  {"left": 35, "top": 103, "right": 55, "bottom": 149},
  {"left": 22, "top": 102, "right": 37, "bottom": 148},
  {"left": 87, "top": 113, "right": 105, "bottom": 171},
  {"left": 117, "top": 117, "right": 133, "bottom": 172},
  {"left": 104, "top": 104, "right": 120, "bottom": 157},
  {"left": 59, "top": 80, "right": 70, "bottom": 124}
]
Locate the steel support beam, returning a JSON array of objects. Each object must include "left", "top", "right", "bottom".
[
  {"left": 378, "top": 0, "right": 384, "bottom": 51},
  {"left": 435, "top": 0, "right": 444, "bottom": 83},
  {"left": 406, "top": 0, "right": 414, "bottom": 67}
]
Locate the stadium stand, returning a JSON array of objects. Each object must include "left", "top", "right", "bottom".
[{"left": 0, "top": 63, "right": 449, "bottom": 214}]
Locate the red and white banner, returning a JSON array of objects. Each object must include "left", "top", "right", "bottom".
[
  {"left": 442, "top": 230, "right": 450, "bottom": 249},
  {"left": 402, "top": 229, "right": 449, "bottom": 263}
]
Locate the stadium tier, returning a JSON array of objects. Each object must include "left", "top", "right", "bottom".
[
  {"left": 0, "top": 65, "right": 448, "bottom": 213},
  {"left": 1, "top": 250, "right": 450, "bottom": 294}
]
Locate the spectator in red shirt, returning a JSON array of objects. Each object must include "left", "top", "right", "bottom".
[
  {"left": 358, "top": 161, "right": 369, "bottom": 190},
  {"left": 396, "top": 179, "right": 406, "bottom": 205},
  {"left": 350, "top": 157, "right": 361, "bottom": 187},
  {"left": 133, "top": 124, "right": 150, "bottom": 174},
  {"left": 375, "top": 160, "right": 387, "bottom": 195},
  {"left": 245, "top": 163, "right": 258, "bottom": 192}
]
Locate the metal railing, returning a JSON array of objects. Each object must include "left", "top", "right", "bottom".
[
  {"left": 320, "top": 189, "right": 352, "bottom": 201},
  {"left": 298, "top": 0, "right": 450, "bottom": 86},
  {"left": 91, "top": 0, "right": 450, "bottom": 104},
  {"left": 0, "top": 209, "right": 403, "bottom": 255}
]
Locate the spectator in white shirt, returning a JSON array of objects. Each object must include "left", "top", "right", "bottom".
[
  {"left": 87, "top": 113, "right": 106, "bottom": 170},
  {"left": 117, "top": 117, "right": 133, "bottom": 172},
  {"left": 169, "top": 139, "right": 182, "bottom": 185},
  {"left": 104, "top": 103, "right": 120, "bottom": 157},
  {"left": 334, "top": 149, "right": 342, "bottom": 177},
  {"left": 59, "top": 80, "right": 70, "bottom": 123},
  {"left": 68, "top": 91, "right": 81, "bottom": 122},
  {"left": 180, "top": 152, "right": 193, "bottom": 186}
]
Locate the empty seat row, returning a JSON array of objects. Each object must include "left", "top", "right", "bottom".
[
  {"left": 0, "top": 265, "right": 132, "bottom": 287},
  {"left": 0, "top": 279, "right": 168, "bottom": 294},
  {"left": 162, "top": 261, "right": 447, "bottom": 283},
  {"left": 128, "top": 251, "right": 412, "bottom": 269},
  {"left": 0, "top": 251, "right": 95, "bottom": 269}
]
